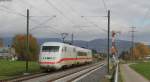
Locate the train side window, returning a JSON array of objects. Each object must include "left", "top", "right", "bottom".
[
  {"left": 77, "top": 51, "right": 87, "bottom": 56},
  {"left": 62, "top": 48, "right": 64, "bottom": 52},
  {"left": 73, "top": 48, "right": 76, "bottom": 52},
  {"left": 64, "top": 47, "right": 67, "bottom": 52}
]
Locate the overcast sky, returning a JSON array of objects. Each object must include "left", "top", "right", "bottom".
[{"left": 0, "top": 0, "right": 150, "bottom": 44}]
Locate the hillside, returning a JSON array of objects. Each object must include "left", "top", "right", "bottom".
[{"left": 3, "top": 37, "right": 132, "bottom": 54}]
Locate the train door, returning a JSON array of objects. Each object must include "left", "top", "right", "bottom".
[{"left": 61, "top": 46, "right": 67, "bottom": 65}]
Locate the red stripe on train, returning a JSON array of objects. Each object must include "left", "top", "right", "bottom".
[{"left": 39, "top": 58, "right": 92, "bottom": 64}]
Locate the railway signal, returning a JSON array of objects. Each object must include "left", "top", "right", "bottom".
[{"left": 111, "top": 31, "right": 120, "bottom": 62}]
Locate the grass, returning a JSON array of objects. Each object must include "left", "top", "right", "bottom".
[
  {"left": 0, "top": 59, "right": 40, "bottom": 80},
  {"left": 119, "top": 64, "right": 125, "bottom": 82},
  {"left": 129, "top": 62, "right": 150, "bottom": 80}
]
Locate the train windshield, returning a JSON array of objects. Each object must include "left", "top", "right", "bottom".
[{"left": 42, "top": 46, "right": 60, "bottom": 52}]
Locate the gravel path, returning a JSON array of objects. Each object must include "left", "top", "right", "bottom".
[{"left": 121, "top": 64, "right": 149, "bottom": 82}]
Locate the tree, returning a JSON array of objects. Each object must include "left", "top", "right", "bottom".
[
  {"left": 133, "top": 48, "right": 140, "bottom": 59},
  {"left": 135, "top": 43, "right": 150, "bottom": 58},
  {"left": 120, "top": 51, "right": 130, "bottom": 60},
  {"left": 12, "top": 34, "right": 39, "bottom": 61}
]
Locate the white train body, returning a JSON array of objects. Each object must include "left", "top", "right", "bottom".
[{"left": 39, "top": 42, "right": 92, "bottom": 69}]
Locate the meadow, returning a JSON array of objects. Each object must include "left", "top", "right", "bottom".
[
  {"left": 130, "top": 61, "right": 150, "bottom": 80},
  {"left": 0, "top": 59, "right": 40, "bottom": 80}
]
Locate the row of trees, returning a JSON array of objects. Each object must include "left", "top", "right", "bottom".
[{"left": 121, "top": 43, "right": 150, "bottom": 60}]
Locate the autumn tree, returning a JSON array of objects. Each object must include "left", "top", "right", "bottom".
[
  {"left": 12, "top": 34, "right": 39, "bottom": 61},
  {"left": 133, "top": 48, "right": 140, "bottom": 59}
]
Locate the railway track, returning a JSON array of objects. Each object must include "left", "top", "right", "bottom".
[
  {"left": 50, "top": 63, "right": 105, "bottom": 82},
  {"left": 3, "top": 73, "right": 49, "bottom": 82},
  {"left": 6, "top": 62, "right": 104, "bottom": 82}
]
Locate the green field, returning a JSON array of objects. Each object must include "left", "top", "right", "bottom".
[
  {"left": 130, "top": 62, "right": 150, "bottom": 80},
  {"left": 0, "top": 60, "right": 40, "bottom": 80}
]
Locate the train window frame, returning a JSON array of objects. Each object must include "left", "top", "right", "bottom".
[
  {"left": 42, "top": 46, "right": 60, "bottom": 52},
  {"left": 77, "top": 51, "right": 87, "bottom": 56},
  {"left": 64, "top": 47, "right": 67, "bottom": 52},
  {"left": 73, "top": 48, "right": 76, "bottom": 52}
]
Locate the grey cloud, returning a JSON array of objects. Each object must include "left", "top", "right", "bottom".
[{"left": 0, "top": 0, "right": 149, "bottom": 43}]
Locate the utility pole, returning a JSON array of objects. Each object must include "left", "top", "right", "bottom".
[
  {"left": 26, "top": 9, "right": 29, "bottom": 73},
  {"left": 130, "top": 27, "right": 136, "bottom": 61},
  {"left": 107, "top": 10, "right": 110, "bottom": 74}
]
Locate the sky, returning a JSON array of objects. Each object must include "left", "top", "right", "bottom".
[{"left": 0, "top": 0, "right": 150, "bottom": 44}]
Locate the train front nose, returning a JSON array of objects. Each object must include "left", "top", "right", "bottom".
[
  {"left": 39, "top": 52, "right": 60, "bottom": 68},
  {"left": 39, "top": 45, "right": 61, "bottom": 69}
]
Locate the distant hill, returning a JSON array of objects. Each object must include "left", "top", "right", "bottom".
[
  {"left": 2, "top": 37, "right": 132, "bottom": 54},
  {"left": 67, "top": 39, "right": 131, "bottom": 54}
]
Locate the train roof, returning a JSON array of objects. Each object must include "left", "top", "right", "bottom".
[
  {"left": 41, "top": 42, "right": 91, "bottom": 51},
  {"left": 42, "top": 42, "right": 64, "bottom": 46}
]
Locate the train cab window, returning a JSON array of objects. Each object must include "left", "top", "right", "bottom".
[{"left": 42, "top": 46, "right": 59, "bottom": 52}]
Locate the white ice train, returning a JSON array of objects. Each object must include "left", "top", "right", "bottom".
[{"left": 39, "top": 42, "right": 93, "bottom": 69}]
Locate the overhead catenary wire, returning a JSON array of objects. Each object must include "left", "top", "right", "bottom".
[
  {"left": 0, "top": 7, "right": 54, "bottom": 26},
  {"left": 0, "top": 6, "right": 61, "bottom": 35},
  {"left": 101, "top": 0, "right": 108, "bottom": 12},
  {"left": 82, "top": 16, "right": 107, "bottom": 32},
  {"left": 0, "top": 6, "right": 26, "bottom": 17},
  {"left": 45, "top": 0, "right": 97, "bottom": 38},
  {"left": 0, "top": 0, "right": 108, "bottom": 40},
  {"left": 45, "top": 0, "right": 76, "bottom": 26},
  {"left": 45, "top": 0, "right": 94, "bottom": 37},
  {"left": 18, "top": 0, "right": 52, "bottom": 16},
  {"left": 28, "top": 16, "right": 62, "bottom": 35},
  {"left": 0, "top": 5, "right": 55, "bottom": 25},
  {"left": 141, "top": 8, "right": 150, "bottom": 27},
  {"left": 0, "top": 2, "right": 62, "bottom": 39},
  {"left": 0, "top": 3, "right": 57, "bottom": 21},
  {"left": 0, "top": 0, "right": 103, "bottom": 38},
  {"left": 31, "top": 25, "right": 60, "bottom": 35},
  {"left": 30, "top": 15, "right": 56, "bottom": 30},
  {"left": 19, "top": 0, "right": 73, "bottom": 32},
  {"left": 61, "top": 0, "right": 107, "bottom": 35},
  {"left": 0, "top": 5, "right": 45, "bottom": 20}
]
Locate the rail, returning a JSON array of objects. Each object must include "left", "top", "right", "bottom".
[{"left": 114, "top": 62, "right": 119, "bottom": 82}]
